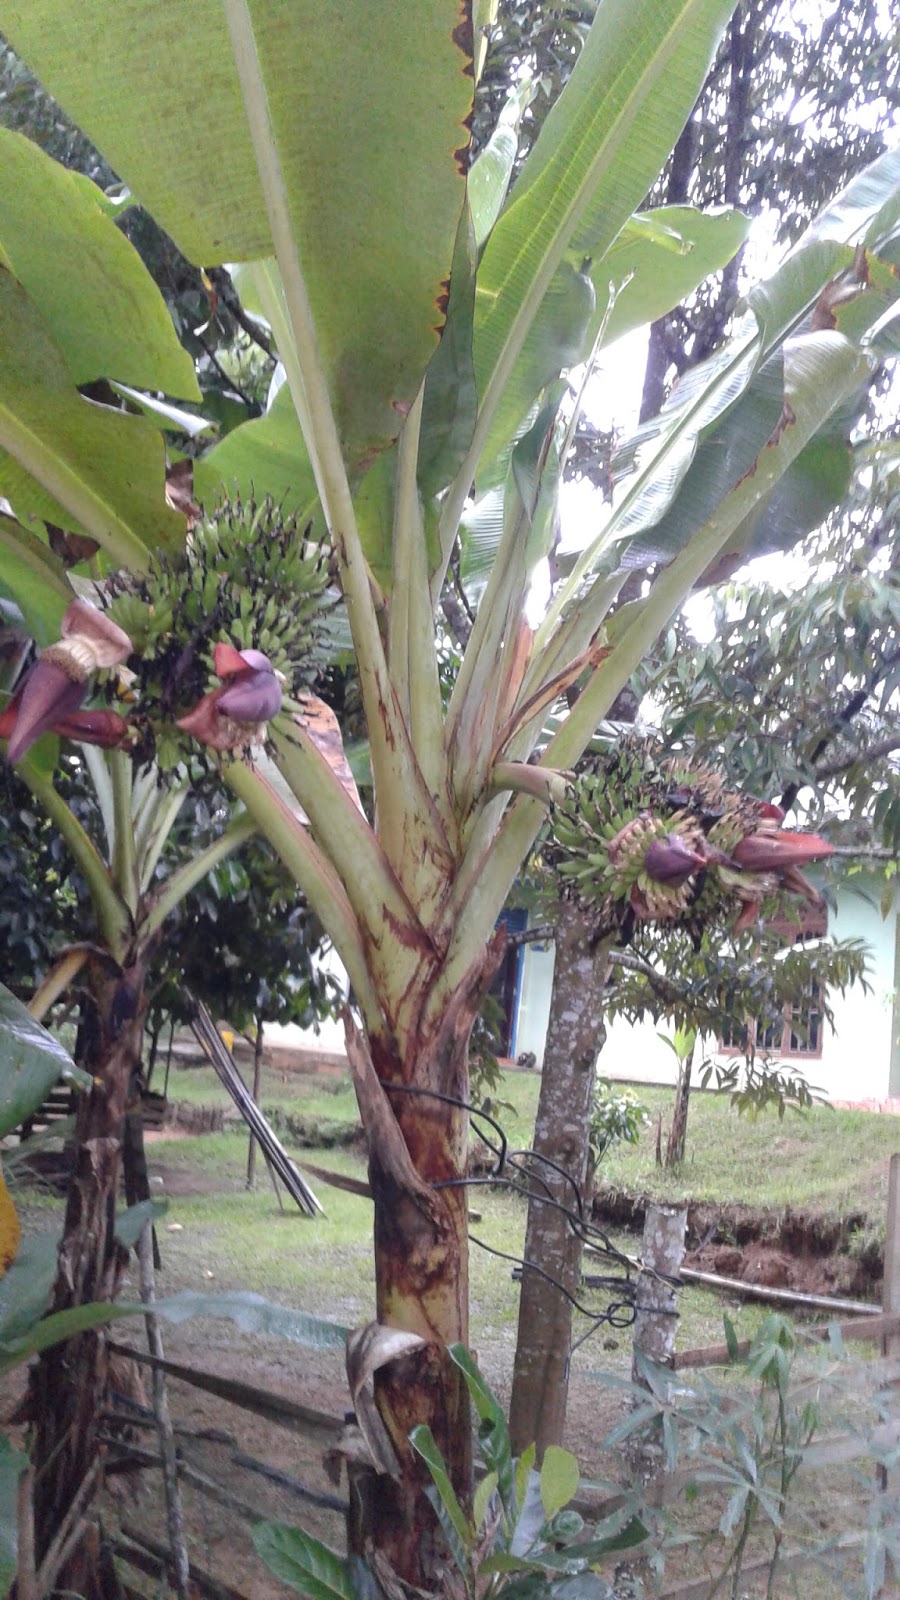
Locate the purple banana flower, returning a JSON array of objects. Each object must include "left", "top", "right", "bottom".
[
  {"left": 5, "top": 662, "right": 85, "bottom": 763},
  {"left": 1, "top": 600, "right": 132, "bottom": 764},
  {"left": 177, "top": 643, "right": 282, "bottom": 750},
  {"left": 644, "top": 833, "right": 706, "bottom": 886}
]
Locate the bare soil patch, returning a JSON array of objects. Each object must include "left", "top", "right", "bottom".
[{"left": 593, "top": 1184, "right": 882, "bottom": 1298}]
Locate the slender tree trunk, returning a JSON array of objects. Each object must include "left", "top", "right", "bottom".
[
  {"left": 144, "top": 1018, "right": 162, "bottom": 1092},
  {"left": 508, "top": 909, "right": 611, "bottom": 1459},
  {"left": 30, "top": 954, "right": 148, "bottom": 1599},
  {"left": 665, "top": 1041, "right": 695, "bottom": 1169},
  {"left": 631, "top": 1203, "right": 687, "bottom": 1377},
  {"left": 639, "top": 118, "right": 696, "bottom": 424}
]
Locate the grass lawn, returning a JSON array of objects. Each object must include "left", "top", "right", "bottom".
[
  {"left": 127, "top": 1051, "right": 900, "bottom": 1376},
  {"left": 9, "top": 1062, "right": 890, "bottom": 1600},
  {"left": 141, "top": 1125, "right": 773, "bottom": 1370},
  {"left": 161, "top": 1058, "right": 900, "bottom": 1215}
]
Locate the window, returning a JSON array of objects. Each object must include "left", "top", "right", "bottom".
[
  {"left": 785, "top": 980, "right": 822, "bottom": 1057},
  {"left": 718, "top": 907, "right": 827, "bottom": 1060},
  {"left": 719, "top": 975, "right": 824, "bottom": 1060}
]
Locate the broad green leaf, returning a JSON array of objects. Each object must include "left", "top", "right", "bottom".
[
  {"left": 865, "top": 298, "right": 900, "bottom": 356},
  {"left": 716, "top": 421, "right": 856, "bottom": 572},
  {"left": 468, "top": 81, "right": 533, "bottom": 250},
  {"left": 472, "top": 1469, "right": 499, "bottom": 1534},
  {"left": 555, "top": 334, "right": 876, "bottom": 764},
  {"left": 410, "top": 1426, "right": 472, "bottom": 1574},
  {"left": 620, "top": 338, "right": 868, "bottom": 573},
  {"left": 193, "top": 382, "right": 320, "bottom": 529},
  {"left": 617, "top": 348, "right": 790, "bottom": 568},
  {"left": 748, "top": 148, "right": 900, "bottom": 348},
  {"left": 0, "top": 1288, "right": 348, "bottom": 1374},
  {"left": 0, "top": 515, "right": 72, "bottom": 646},
  {"left": 16, "top": 734, "right": 61, "bottom": 785},
  {"left": 550, "top": 166, "right": 900, "bottom": 617},
  {"left": 514, "top": 1440, "right": 536, "bottom": 1528},
  {"left": 151, "top": 1290, "right": 348, "bottom": 1348},
  {"left": 448, "top": 1342, "right": 517, "bottom": 1528},
  {"left": 473, "top": 0, "right": 736, "bottom": 447},
  {"left": 539, "top": 1445, "right": 580, "bottom": 1521},
  {"left": 460, "top": 486, "right": 505, "bottom": 599},
  {"left": 253, "top": 1523, "right": 354, "bottom": 1600},
  {"left": 417, "top": 205, "right": 478, "bottom": 504},
  {"left": 509, "top": 1467, "right": 545, "bottom": 1556},
  {"left": 0, "top": 1299, "right": 134, "bottom": 1372},
  {"left": 476, "top": 205, "right": 750, "bottom": 489},
  {"left": 0, "top": 270, "right": 186, "bottom": 567},
  {"left": 557, "top": 324, "right": 760, "bottom": 594},
  {"left": 0, "top": 127, "right": 199, "bottom": 398},
  {"left": 597, "top": 206, "right": 751, "bottom": 347},
  {"left": 4, "top": 0, "right": 473, "bottom": 466},
  {"left": 0, "top": 1437, "right": 26, "bottom": 1597},
  {"left": 352, "top": 452, "right": 397, "bottom": 595},
  {"left": 114, "top": 1199, "right": 167, "bottom": 1250},
  {"left": 0, "top": 983, "right": 91, "bottom": 1140},
  {"left": 476, "top": 261, "right": 594, "bottom": 491},
  {"left": 806, "top": 144, "right": 900, "bottom": 249},
  {"left": 0, "top": 1231, "right": 59, "bottom": 1345},
  {"left": 535, "top": 1516, "right": 647, "bottom": 1570}
]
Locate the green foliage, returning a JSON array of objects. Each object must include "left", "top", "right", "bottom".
[
  {"left": 252, "top": 1524, "right": 360, "bottom": 1600},
  {"left": 698, "top": 1051, "right": 819, "bottom": 1121},
  {"left": 0, "top": 980, "right": 90, "bottom": 1136},
  {"left": 470, "top": 990, "right": 517, "bottom": 1119},
  {"left": 147, "top": 823, "right": 340, "bottom": 1038},
  {"left": 588, "top": 1081, "right": 649, "bottom": 1178},
  {"left": 0, "top": 1279, "right": 347, "bottom": 1378},
  {"left": 608, "top": 921, "right": 870, "bottom": 1052},
  {"left": 594, "top": 1314, "right": 897, "bottom": 1598},
  {"left": 254, "top": 1342, "right": 641, "bottom": 1599},
  {"left": 0, "top": 1436, "right": 26, "bottom": 1596},
  {"left": 646, "top": 555, "right": 900, "bottom": 850},
  {"left": 0, "top": 756, "right": 82, "bottom": 994}
]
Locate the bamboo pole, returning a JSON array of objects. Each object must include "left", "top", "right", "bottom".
[
  {"left": 246, "top": 1018, "right": 264, "bottom": 1190},
  {"left": 678, "top": 1265, "right": 880, "bottom": 1317},
  {"left": 137, "top": 1221, "right": 190, "bottom": 1599}
]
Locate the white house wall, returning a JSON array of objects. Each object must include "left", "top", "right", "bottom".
[{"left": 514, "top": 880, "right": 899, "bottom": 1105}]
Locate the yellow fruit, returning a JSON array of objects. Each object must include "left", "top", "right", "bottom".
[{"left": 0, "top": 1162, "right": 21, "bottom": 1277}]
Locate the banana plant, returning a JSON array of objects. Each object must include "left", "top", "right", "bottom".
[
  {"left": 0, "top": 1, "right": 898, "bottom": 1590},
  {"left": 0, "top": 607, "right": 261, "bottom": 1581}
]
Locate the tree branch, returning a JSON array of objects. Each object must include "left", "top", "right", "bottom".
[
  {"left": 829, "top": 843, "right": 900, "bottom": 862},
  {"left": 780, "top": 645, "right": 900, "bottom": 811},
  {"left": 814, "top": 732, "right": 900, "bottom": 781}
]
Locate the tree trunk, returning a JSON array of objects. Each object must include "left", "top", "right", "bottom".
[
  {"left": 344, "top": 941, "right": 503, "bottom": 1591},
  {"left": 665, "top": 1041, "right": 695, "bottom": 1169},
  {"left": 30, "top": 955, "right": 148, "bottom": 1598},
  {"left": 508, "top": 909, "right": 611, "bottom": 1459},
  {"left": 631, "top": 1202, "right": 687, "bottom": 1377}
]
